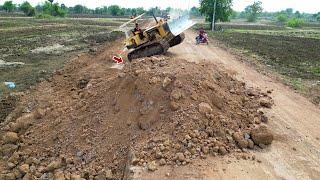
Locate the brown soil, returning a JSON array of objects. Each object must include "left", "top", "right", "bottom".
[
  {"left": 212, "top": 32, "right": 320, "bottom": 80},
  {"left": 154, "top": 30, "right": 320, "bottom": 180},
  {"left": 0, "top": 39, "right": 273, "bottom": 179},
  {"left": 0, "top": 95, "right": 19, "bottom": 123}
]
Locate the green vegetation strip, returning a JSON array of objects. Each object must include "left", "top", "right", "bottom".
[{"left": 224, "top": 29, "right": 320, "bottom": 39}]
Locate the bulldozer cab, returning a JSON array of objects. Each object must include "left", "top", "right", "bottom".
[
  {"left": 120, "top": 13, "right": 170, "bottom": 50},
  {"left": 119, "top": 12, "right": 194, "bottom": 61},
  {"left": 125, "top": 25, "right": 148, "bottom": 49}
]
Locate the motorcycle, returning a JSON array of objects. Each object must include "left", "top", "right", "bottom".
[{"left": 196, "top": 33, "right": 209, "bottom": 45}]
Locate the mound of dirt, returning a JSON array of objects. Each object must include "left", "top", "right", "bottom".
[{"left": 0, "top": 49, "right": 273, "bottom": 179}]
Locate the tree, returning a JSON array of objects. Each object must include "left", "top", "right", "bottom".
[
  {"left": 148, "top": 6, "right": 161, "bottom": 16},
  {"left": 277, "top": 14, "right": 288, "bottom": 24},
  {"left": 42, "top": 1, "right": 52, "bottom": 14},
  {"left": 199, "top": 0, "right": 233, "bottom": 29},
  {"left": 230, "top": 10, "right": 238, "bottom": 19},
  {"left": 317, "top": 13, "right": 320, "bottom": 22},
  {"left": 73, "top": 4, "right": 85, "bottom": 14},
  {"left": 52, "top": 3, "right": 66, "bottom": 17},
  {"left": 42, "top": 1, "right": 66, "bottom": 17},
  {"left": 20, "top": 1, "right": 35, "bottom": 16},
  {"left": 120, "top": 8, "right": 126, "bottom": 16},
  {"left": 48, "top": 0, "right": 54, "bottom": 4},
  {"left": 61, "top": 4, "right": 66, "bottom": 10},
  {"left": 244, "top": 1, "right": 263, "bottom": 22},
  {"left": 165, "top": 7, "right": 172, "bottom": 13},
  {"left": 102, "top": 6, "right": 108, "bottom": 14},
  {"left": 35, "top": 4, "right": 42, "bottom": 12},
  {"left": 3, "top": 1, "right": 16, "bottom": 12},
  {"left": 108, "top": 5, "right": 121, "bottom": 16},
  {"left": 190, "top": 6, "right": 201, "bottom": 17},
  {"left": 136, "top": 7, "right": 145, "bottom": 15},
  {"left": 294, "top": 11, "right": 301, "bottom": 18},
  {"left": 285, "top": 8, "right": 293, "bottom": 16}
]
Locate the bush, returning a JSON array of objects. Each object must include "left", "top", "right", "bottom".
[
  {"left": 287, "top": 18, "right": 305, "bottom": 28},
  {"left": 20, "top": 1, "right": 35, "bottom": 16},
  {"left": 42, "top": 1, "right": 66, "bottom": 17},
  {"left": 277, "top": 14, "right": 288, "bottom": 23},
  {"left": 54, "top": 4, "right": 66, "bottom": 17},
  {"left": 3, "top": 1, "right": 16, "bottom": 12},
  {"left": 36, "top": 13, "right": 53, "bottom": 19}
]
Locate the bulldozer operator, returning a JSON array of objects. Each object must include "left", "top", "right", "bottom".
[{"left": 132, "top": 23, "right": 144, "bottom": 39}]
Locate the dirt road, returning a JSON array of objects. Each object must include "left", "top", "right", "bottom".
[{"left": 134, "top": 30, "right": 320, "bottom": 179}]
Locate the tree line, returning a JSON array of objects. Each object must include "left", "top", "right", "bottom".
[
  {"left": 0, "top": 0, "right": 66, "bottom": 17},
  {"left": 232, "top": 1, "right": 320, "bottom": 27},
  {"left": 236, "top": 2, "right": 320, "bottom": 23},
  {"left": 0, "top": 0, "right": 201, "bottom": 18},
  {"left": 1, "top": 0, "right": 318, "bottom": 28}
]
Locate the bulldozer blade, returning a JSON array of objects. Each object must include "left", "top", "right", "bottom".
[{"left": 167, "top": 15, "right": 195, "bottom": 36}]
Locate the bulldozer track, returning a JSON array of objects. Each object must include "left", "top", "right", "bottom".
[
  {"left": 169, "top": 33, "right": 185, "bottom": 47},
  {"left": 128, "top": 40, "right": 170, "bottom": 61}
]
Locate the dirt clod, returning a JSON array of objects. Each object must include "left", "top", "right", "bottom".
[
  {"left": 162, "top": 77, "right": 172, "bottom": 88},
  {"left": 19, "top": 164, "right": 29, "bottom": 175},
  {"left": 53, "top": 170, "right": 65, "bottom": 180},
  {"left": 198, "top": 102, "right": 212, "bottom": 114},
  {"left": 2, "top": 132, "right": 19, "bottom": 144},
  {"left": 233, "top": 132, "right": 248, "bottom": 149},
  {"left": 176, "top": 153, "right": 185, "bottom": 162},
  {"left": 170, "top": 101, "right": 179, "bottom": 111},
  {"left": 251, "top": 126, "right": 274, "bottom": 145},
  {"left": 261, "top": 115, "right": 269, "bottom": 123},
  {"left": 44, "top": 160, "right": 62, "bottom": 172},
  {"left": 219, "top": 147, "right": 228, "bottom": 155},
  {"left": 159, "top": 158, "right": 166, "bottom": 166},
  {"left": 147, "top": 161, "right": 157, "bottom": 171},
  {"left": 259, "top": 98, "right": 273, "bottom": 108}
]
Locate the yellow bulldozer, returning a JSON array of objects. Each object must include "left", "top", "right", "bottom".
[{"left": 120, "top": 13, "right": 194, "bottom": 61}]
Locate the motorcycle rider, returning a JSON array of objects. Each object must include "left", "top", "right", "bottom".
[
  {"left": 196, "top": 28, "right": 208, "bottom": 44},
  {"left": 199, "top": 28, "right": 206, "bottom": 41}
]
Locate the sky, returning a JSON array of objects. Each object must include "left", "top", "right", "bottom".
[{"left": 4, "top": 0, "right": 320, "bottom": 13}]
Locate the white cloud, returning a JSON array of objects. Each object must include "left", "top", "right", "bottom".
[{"left": 6, "top": 0, "right": 320, "bottom": 13}]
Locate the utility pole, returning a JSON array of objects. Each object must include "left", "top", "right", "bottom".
[{"left": 212, "top": 0, "right": 217, "bottom": 31}]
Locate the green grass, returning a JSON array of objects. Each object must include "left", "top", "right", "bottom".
[
  {"left": 289, "top": 78, "right": 305, "bottom": 92},
  {"left": 223, "top": 29, "right": 320, "bottom": 39}
]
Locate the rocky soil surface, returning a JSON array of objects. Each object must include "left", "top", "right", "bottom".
[{"left": 0, "top": 44, "right": 274, "bottom": 179}]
